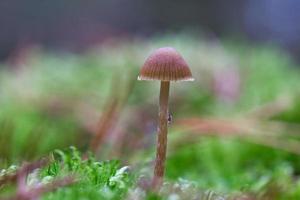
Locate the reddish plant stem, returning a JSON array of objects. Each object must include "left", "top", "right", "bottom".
[{"left": 152, "top": 81, "right": 170, "bottom": 191}]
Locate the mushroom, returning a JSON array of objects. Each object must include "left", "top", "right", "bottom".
[{"left": 138, "top": 47, "right": 194, "bottom": 190}]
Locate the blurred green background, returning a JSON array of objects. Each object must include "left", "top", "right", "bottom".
[{"left": 0, "top": 34, "right": 300, "bottom": 199}]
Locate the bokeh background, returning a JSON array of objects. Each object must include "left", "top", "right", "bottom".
[
  {"left": 1, "top": 1, "right": 300, "bottom": 199},
  {"left": 2, "top": 0, "right": 300, "bottom": 60}
]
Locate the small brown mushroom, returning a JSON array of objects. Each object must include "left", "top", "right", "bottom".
[{"left": 138, "top": 47, "right": 194, "bottom": 190}]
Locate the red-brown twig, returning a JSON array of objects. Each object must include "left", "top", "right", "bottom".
[
  {"left": 0, "top": 159, "right": 48, "bottom": 188},
  {"left": 174, "top": 117, "right": 300, "bottom": 155},
  {"left": 90, "top": 71, "right": 136, "bottom": 154},
  {"left": 11, "top": 176, "right": 75, "bottom": 200}
]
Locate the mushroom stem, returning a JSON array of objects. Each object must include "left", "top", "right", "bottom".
[{"left": 152, "top": 81, "right": 170, "bottom": 190}]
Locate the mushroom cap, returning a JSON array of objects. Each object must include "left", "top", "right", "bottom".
[{"left": 138, "top": 47, "right": 194, "bottom": 81}]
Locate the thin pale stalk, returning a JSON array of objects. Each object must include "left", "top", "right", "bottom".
[{"left": 152, "top": 81, "right": 170, "bottom": 190}]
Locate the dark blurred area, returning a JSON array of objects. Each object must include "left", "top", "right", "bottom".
[{"left": 1, "top": 0, "right": 300, "bottom": 61}]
